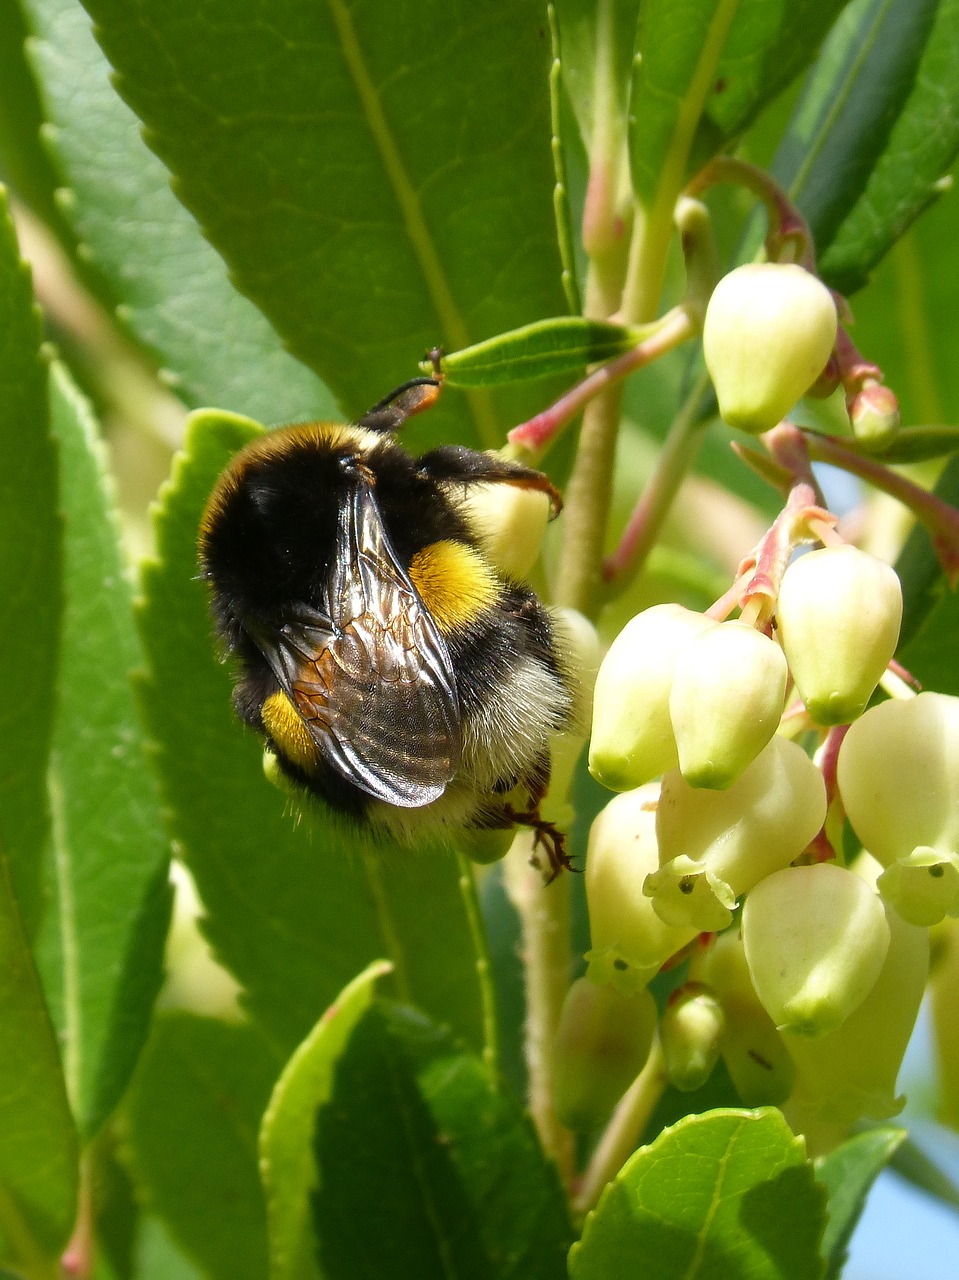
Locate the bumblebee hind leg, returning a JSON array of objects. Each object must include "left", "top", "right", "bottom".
[
  {"left": 482, "top": 753, "right": 576, "bottom": 884},
  {"left": 501, "top": 804, "right": 576, "bottom": 884}
]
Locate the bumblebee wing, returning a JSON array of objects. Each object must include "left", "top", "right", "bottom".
[{"left": 268, "top": 476, "right": 462, "bottom": 807}]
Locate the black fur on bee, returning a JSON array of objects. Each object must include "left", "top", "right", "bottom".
[{"left": 198, "top": 378, "right": 575, "bottom": 877}]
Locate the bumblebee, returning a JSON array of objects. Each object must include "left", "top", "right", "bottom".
[{"left": 198, "top": 377, "right": 575, "bottom": 874}]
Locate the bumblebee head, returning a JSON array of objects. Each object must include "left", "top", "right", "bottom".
[{"left": 198, "top": 422, "right": 377, "bottom": 623}]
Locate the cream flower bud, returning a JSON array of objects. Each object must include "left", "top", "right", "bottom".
[
  {"left": 660, "top": 982, "right": 725, "bottom": 1092},
  {"left": 838, "top": 693, "right": 959, "bottom": 925},
  {"left": 877, "top": 848, "right": 959, "bottom": 928},
  {"left": 553, "top": 976, "right": 657, "bottom": 1129},
  {"left": 456, "top": 825, "right": 515, "bottom": 866},
  {"left": 777, "top": 546, "right": 902, "bottom": 725},
  {"left": 645, "top": 736, "right": 827, "bottom": 930},
  {"left": 700, "top": 929, "right": 795, "bottom": 1105},
  {"left": 849, "top": 380, "right": 900, "bottom": 449},
  {"left": 742, "top": 864, "right": 889, "bottom": 1037},
  {"left": 703, "top": 263, "right": 838, "bottom": 433},
  {"left": 585, "top": 785, "right": 698, "bottom": 990},
  {"left": 589, "top": 604, "right": 713, "bottom": 791},
  {"left": 669, "top": 621, "right": 788, "bottom": 789},
  {"left": 783, "top": 903, "right": 929, "bottom": 1125},
  {"left": 457, "top": 474, "right": 551, "bottom": 580}
]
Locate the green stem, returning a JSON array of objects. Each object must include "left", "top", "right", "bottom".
[
  {"left": 504, "top": 833, "right": 575, "bottom": 1185},
  {"left": 553, "top": 383, "right": 626, "bottom": 615},
  {"left": 455, "top": 852, "right": 501, "bottom": 1082},
  {"left": 622, "top": 0, "right": 740, "bottom": 323},
  {"left": 573, "top": 1039, "right": 668, "bottom": 1216},
  {"left": 602, "top": 368, "right": 712, "bottom": 592}
]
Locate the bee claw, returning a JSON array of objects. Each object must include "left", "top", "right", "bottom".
[{"left": 503, "top": 803, "right": 574, "bottom": 884}]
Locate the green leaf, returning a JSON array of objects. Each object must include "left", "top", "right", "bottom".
[
  {"left": 814, "top": 1127, "right": 905, "bottom": 1279},
  {"left": 133, "top": 1215, "right": 206, "bottom": 1280},
  {"left": 24, "top": 0, "right": 334, "bottom": 423},
  {"left": 0, "top": 850, "right": 78, "bottom": 1273},
  {"left": 834, "top": 159, "right": 959, "bottom": 431},
  {"left": 0, "top": 0, "right": 66, "bottom": 235},
  {"left": 126, "top": 1013, "right": 278, "bottom": 1280},
  {"left": 569, "top": 1108, "right": 827, "bottom": 1280},
  {"left": 0, "top": 184, "right": 59, "bottom": 934},
  {"left": 260, "top": 961, "right": 390, "bottom": 1280},
  {"left": 689, "top": 0, "right": 851, "bottom": 171},
  {"left": 431, "top": 317, "right": 643, "bottom": 387},
  {"left": 34, "top": 362, "right": 172, "bottom": 1140},
  {"left": 77, "top": 0, "right": 568, "bottom": 450},
  {"left": 135, "top": 410, "right": 485, "bottom": 1056},
  {"left": 312, "top": 1001, "right": 573, "bottom": 1280},
  {"left": 777, "top": 0, "right": 959, "bottom": 294}
]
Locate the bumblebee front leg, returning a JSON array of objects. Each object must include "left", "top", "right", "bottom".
[{"left": 418, "top": 445, "right": 563, "bottom": 515}]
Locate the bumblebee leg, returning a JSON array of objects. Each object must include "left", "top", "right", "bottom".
[
  {"left": 418, "top": 446, "right": 563, "bottom": 516},
  {"left": 500, "top": 804, "right": 576, "bottom": 884},
  {"left": 357, "top": 377, "right": 441, "bottom": 434}
]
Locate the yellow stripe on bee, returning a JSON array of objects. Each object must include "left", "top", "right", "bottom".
[
  {"left": 409, "top": 540, "right": 498, "bottom": 631},
  {"left": 261, "top": 691, "right": 319, "bottom": 775}
]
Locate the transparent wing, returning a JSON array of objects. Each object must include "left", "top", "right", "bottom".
[{"left": 265, "top": 475, "right": 462, "bottom": 807}]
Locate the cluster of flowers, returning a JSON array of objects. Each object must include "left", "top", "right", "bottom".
[{"left": 554, "top": 263, "right": 955, "bottom": 1136}]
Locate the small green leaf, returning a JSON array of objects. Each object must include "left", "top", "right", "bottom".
[
  {"left": 777, "top": 0, "right": 959, "bottom": 294},
  {"left": 260, "top": 961, "right": 391, "bottom": 1280},
  {"left": 36, "top": 362, "right": 172, "bottom": 1140},
  {"left": 25, "top": 0, "right": 334, "bottom": 423},
  {"left": 0, "top": 185, "right": 59, "bottom": 934},
  {"left": 136, "top": 411, "right": 485, "bottom": 1056},
  {"left": 430, "top": 318, "right": 643, "bottom": 387},
  {"left": 0, "top": 851, "right": 78, "bottom": 1273},
  {"left": 312, "top": 1001, "right": 573, "bottom": 1280},
  {"left": 815, "top": 1127, "right": 905, "bottom": 1280},
  {"left": 77, "top": 0, "right": 567, "bottom": 449},
  {"left": 888, "top": 1132, "right": 959, "bottom": 1212},
  {"left": 896, "top": 456, "right": 959, "bottom": 651},
  {"left": 569, "top": 1108, "right": 827, "bottom": 1280},
  {"left": 840, "top": 424, "right": 959, "bottom": 464},
  {"left": 126, "top": 1014, "right": 279, "bottom": 1280}
]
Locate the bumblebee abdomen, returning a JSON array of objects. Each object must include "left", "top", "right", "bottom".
[{"left": 407, "top": 540, "right": 499, "bottom": 632}]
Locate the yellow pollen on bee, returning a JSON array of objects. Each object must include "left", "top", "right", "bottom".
[
  {"left": 408, "top": 540, "right": 498, "bottom": 631},
  {"left": 261, "top": 691, "right": 319, "bottom": 774}
]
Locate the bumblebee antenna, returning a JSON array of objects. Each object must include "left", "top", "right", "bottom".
[{"left": 357, "top": 375, "right": 442, "bottom": 434}]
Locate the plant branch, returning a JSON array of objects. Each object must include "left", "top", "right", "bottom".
[
  {"left": 804, "top": 431, "right": 959, "bottom": 585},
  {"left": 503, "top": 832, "right": 575, "bottom": 1185},
  {"left": 685, "top": 155, "right": 816, "bottom": 269},
  {"left": 456, "top": 851, "right": 501, "bottom": 1083},
  {"left": 573, "top": 1039, "right": 668, "bottom": 1217},
  {"left": 602, "top": 367, "right": 711, "bottom": 591}
]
